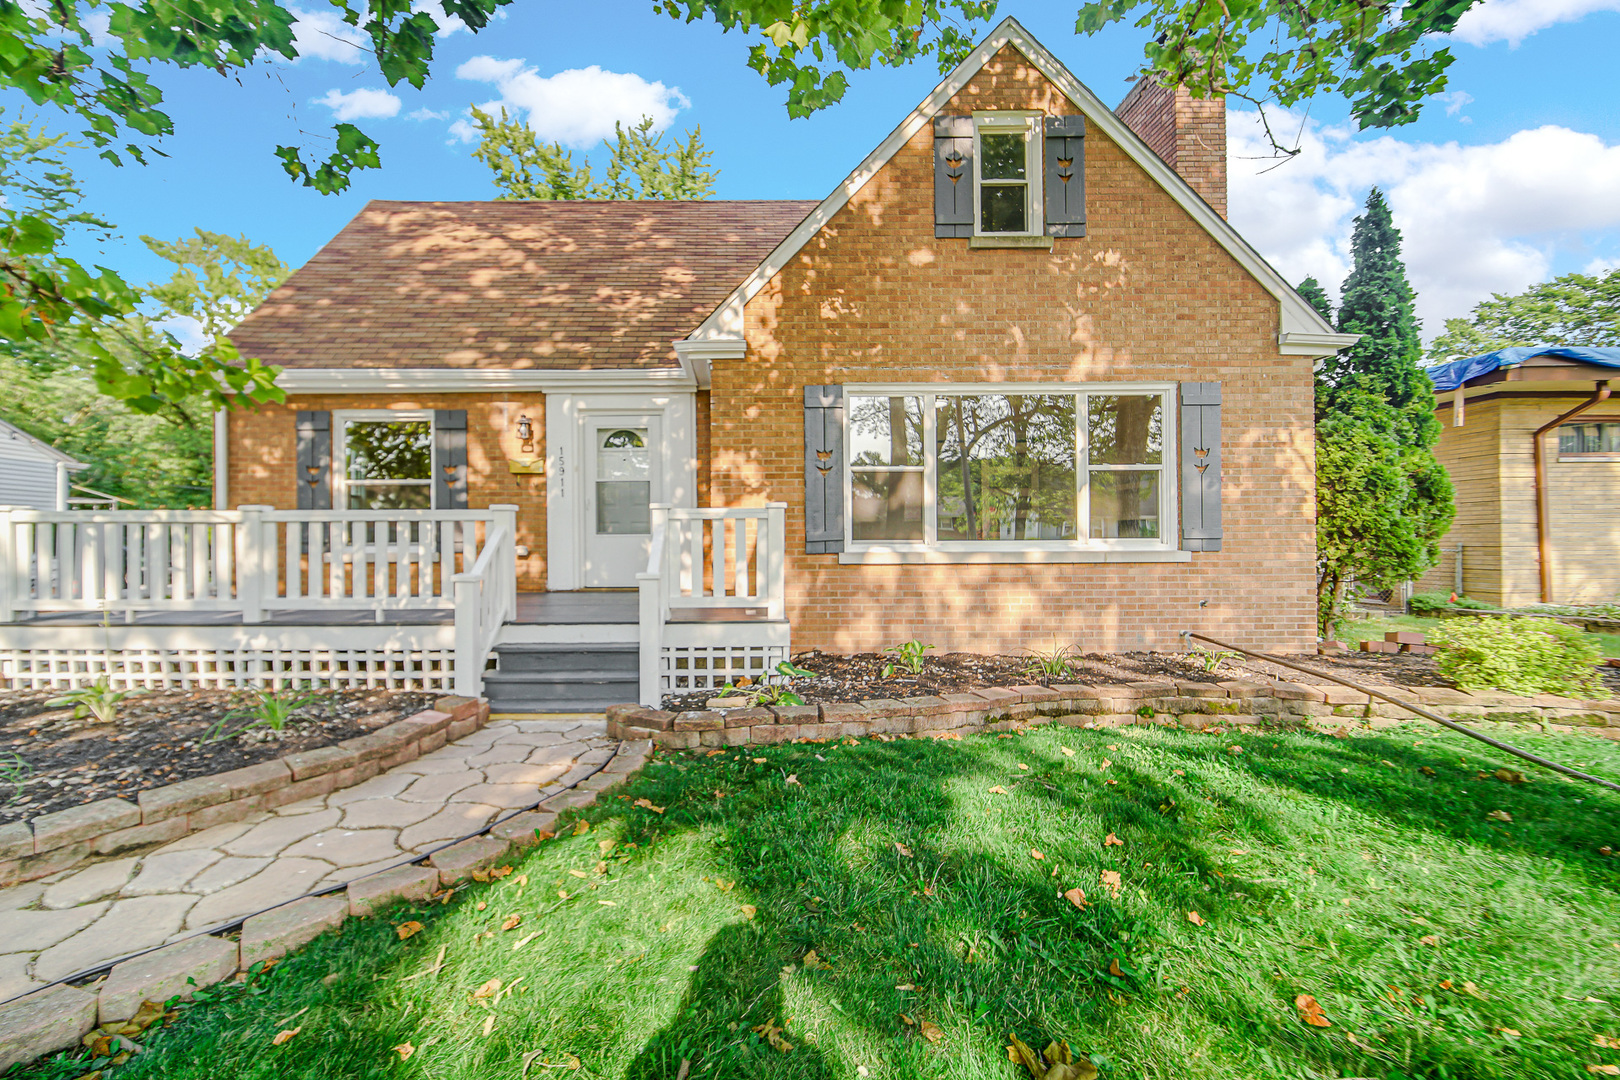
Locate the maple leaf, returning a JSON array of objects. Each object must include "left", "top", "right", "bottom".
[
  {"left": 1294, "top": 994, "right": 1331, "bottom": 1027},
  {"left": 919, "top": 1020, "right": 945, "bottom": 1044},
  {"left": 396, "top": 921, "right": 424, "bottom": 941},
  {"left": 1063, "top": 887, "right": 1089, "bottom": 910},
  {"left": 1187, "top": 911, "right": 1205, "bottom": 926},
  {"left": 272, "top": 1027, "right": 301, "bottom": 1045},
  {"left": 633, "top": 798, "right": 665, "bottom": 814},
  {"left": 1104, "top": 833, "right": 1124, "bottom": 847}
]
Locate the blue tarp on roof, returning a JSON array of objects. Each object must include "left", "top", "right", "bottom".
[{"left": 1425, "top": 346, "right": 1620, "bottom": 392}]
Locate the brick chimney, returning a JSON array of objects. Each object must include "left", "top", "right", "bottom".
[{"left": 1115, "top": 77, "right": 1227, "bottom": 218}]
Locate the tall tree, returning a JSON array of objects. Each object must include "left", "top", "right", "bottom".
[
  {"left": 469, "top": 110, "right": 717, "bottom": 200},
  {"left": 1427, "top": 268, "right": 1620, "bottom": 362},
  {"left": 1296, "top": 275, "right": 1333, "bottom": 323},
  {"left": 1313, "top": 189, "right": 1454, "bottom": 636}
]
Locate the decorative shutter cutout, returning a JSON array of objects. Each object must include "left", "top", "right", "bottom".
[
  {"left": 934, "top": 116, "right": 974, "bottom": 239},
  {"left": 804, "top": 385, "right": 845, "bottom": 554},
  {"left": 295, "top": 410, "right": 332, "bottom": 510},
  {"left": 1179, "top": 383, "right": 1221, "bottom": 551},
  {"left": 434, "top": 409, "right": 469, "bottom": 510},
  {"left": 1044, "top": 114, "right": 1086, "bottom": 237}
]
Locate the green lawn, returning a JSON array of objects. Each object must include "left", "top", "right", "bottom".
[
  {"left": 1339, "top": 612, "right": 1620, "bottom": 658},
  {"left": 18, "top": 723, "right": 1620, "bottom": 1080}
]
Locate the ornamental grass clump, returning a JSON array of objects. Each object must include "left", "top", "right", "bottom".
[{"left": 1432, "top": 616, "right": 1604, "bottom": 697}]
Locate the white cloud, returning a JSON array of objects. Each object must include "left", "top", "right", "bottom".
[
  {"left": 407, "top": 107, "right": 449, "bottom": 122},
  {"left": 1227, "top": 110, "right": 1620, "bottom": 334},
  {"left": 452, "top": 58, "right": 689, "bottom": 148},
  {"left": 289, "top": 7, "right": 369, "bottom": 63},
  {"left": 312, "top": 87, "right": 401, "bottom": 121},
  {"left": 1585, "top": 256, "right": 1620, "bottom": 275},
  {"left": 1451, "top": 0, "right": 1620, "bottom": 47},
  {"left": 1438, "top": 90, "right": 1473, "bottom": 118}
]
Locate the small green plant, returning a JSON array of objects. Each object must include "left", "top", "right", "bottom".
[
  {"left": 1410, "top": 591, "right": 1492, "bottom": 616},
  {"left": 0, "top": 752, "right": 30, "bottom": 805},
  {"left": 881, "top": 640, "right": 933, "bottom": 678},
  {"left": 716, "top": 682, "right": 806, "bottom": 707},
  {"left": 775, "top": 660, "right": 817, "bottom": 680},
  {"left": 47, "top": 677, "right": 131, "bottom": 724},
  {"left": 1134, "top": 704, "right": 1155, "bottom": 718},
  {"left": 217, "top": 687, "right": 320, "bottom": 740},
  {"left": 1188, "top": 645, "right": 1240, "bottom": 673},
  {"left": 1023, "top": 641, "right": 1079, "bottom": 680},
  {"left": 1432, "top": 616, "right": 1604, "bottom": 697}
]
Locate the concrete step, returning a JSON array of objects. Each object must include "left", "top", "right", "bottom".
[
  {"left": 485, "top": 643, "right": 640, "bottom": 712},
  {"left": 493, "top": 643, "right": 638, "bottom": 674}
]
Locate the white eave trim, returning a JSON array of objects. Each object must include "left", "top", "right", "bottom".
[
  {"left": 685, "top": 15, "right": 1344, "bottom": 352},
  {"left": 672, "top": 339, "right": 746, "bottom": 389},
  {"left": 1280, "top": 331, "right": 1361, "bottom": 358},
  {"left": 273, "top": 367, "right": 697, "bottom": 394}
]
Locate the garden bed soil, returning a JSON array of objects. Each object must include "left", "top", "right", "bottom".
[
  {"left": 0, "top": 687, "right": 436, "bottom": 824},
  {"left": 663, "top": 648, "right": 1620, "bottom": 712}
]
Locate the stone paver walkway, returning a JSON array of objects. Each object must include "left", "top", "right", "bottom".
[{"left": 0, "top": 717, "right": 613, "bottom": 1002}]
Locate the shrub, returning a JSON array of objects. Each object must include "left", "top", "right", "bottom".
[
  {"left": 1432, "top": 616, "right": 1604, "bottom": 697},
  {"left": 1410, "top": 591, "right": 1491, "bottom": 615}
]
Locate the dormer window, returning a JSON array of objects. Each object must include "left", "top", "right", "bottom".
[{"left": 974, "top": 114, "right": 1041, "bottom": 235}]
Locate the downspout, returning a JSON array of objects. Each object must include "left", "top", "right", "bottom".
[{"left": 1534, "top": 379, "right": 1611, "bottom": 603}]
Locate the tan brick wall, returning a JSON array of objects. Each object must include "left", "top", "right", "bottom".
[
  {"left": 709, "top": 45, "right": 1314, "bottom": 655},
  {"left": 1420, "top": 394, "right": 1620, "bottom": 608},
  {"left": 226, "top": 393, "right": 549, "bottom": 590},
  {"left": 1115, "top": 78, "right": 1227, "bottom": 218}
]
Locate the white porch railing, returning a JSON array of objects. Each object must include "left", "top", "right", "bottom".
[
  {"left": 638, "top": 503, "right": 787, "bottom": 707},
  {"left": 0, "top": 506, "right": 512, "bottom": 623},
  {"left": 453, "top": 514, "right": 517, "bottom": 697}
]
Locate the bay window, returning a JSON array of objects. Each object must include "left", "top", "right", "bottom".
[{"left": 845, "top": 386, "right": 1174, "bottom": 552}]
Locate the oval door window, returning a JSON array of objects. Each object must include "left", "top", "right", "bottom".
[{"left": 596, "top": 428, "right": 651, "bottom": 534}]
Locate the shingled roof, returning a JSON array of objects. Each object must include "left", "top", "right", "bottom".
[{"left": 230, "top": 199, "right": 816, "bottom": 370}]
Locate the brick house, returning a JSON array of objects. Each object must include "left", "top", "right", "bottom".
[
  {"left": 1417, "top": 346, "right": 1620, "bottom": 607},
  {"left": 0, "top": 18, "right": 1351, "bottom": 709}
]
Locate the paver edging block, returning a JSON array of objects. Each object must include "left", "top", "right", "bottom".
[
  {"left": 240, "top": 895, "right": 350, "bottom": 972},
  {"left": 428, "top": 836, "right": 512, "bottom": 888},
  {"left": 347, "top": 865, "right": 441, "bottom": 917},
  {"left": 0, "top": 985, "right": 98, "bottom": 1072},
  {"left": 0, "top": 704, "right": 484, "bottom": 889},
  {"left": 97, "top": 936, "right": 238, "bottom": 1024},
  {"left": 621, "top": 685, "right": 1620, "bottom": 748}
]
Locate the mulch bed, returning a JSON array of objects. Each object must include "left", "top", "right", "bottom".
[
  {"left": 664, "top": 648, "right": 1620, "bottom": 712},
  {"left": 0, "top": 688, "right": 436, "bottom": 824}
]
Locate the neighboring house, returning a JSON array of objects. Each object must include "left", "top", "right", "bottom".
[
  {"left": 0, "top": 419, "right": 84, "bottom": 511},
  {"left": 0, "top": 18, "right": 1353, "bottom": 709},
  {"left": 1419, "top": 346, "right": 1620, "bottom": 608}
]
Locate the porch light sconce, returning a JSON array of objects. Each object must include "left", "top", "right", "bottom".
[{"left": 508, "top": 413, "right": 543, "bottom": 475}]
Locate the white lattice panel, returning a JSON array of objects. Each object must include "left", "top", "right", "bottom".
[
  {"left": 661, "top": 643, "right": 790, "bottom": 693},
  {"left": 0, "top": 646, "right": 456, "bottom": 691}
]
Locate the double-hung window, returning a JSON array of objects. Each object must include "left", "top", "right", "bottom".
[
  {"left": 975, "top": 113, "right": 1042, "bottom": 236},
  {"left": 335, "top": 410, "right": 435, "bottom": 510},
  {"left": 845, "top": 386, "right": 1174, "bottom": 554},
  {"left": 1558, "top": 421, "right": 1620, "bottom": 459}
]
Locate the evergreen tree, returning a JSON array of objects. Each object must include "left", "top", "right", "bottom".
[
  {"left": 469, "top": 109, "right": 717, "bottom": 201},
  {"left": 1296, "top": 275, "right": 1333, "bottom": 323},
  {"left": 1313, "top": 189, "right": 1454, "bottom": 636}
]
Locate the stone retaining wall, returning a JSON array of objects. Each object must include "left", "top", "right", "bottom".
[
  {"left": 0, "top": 696, "right": 492, "bottom": 889},
  {"left": 0, "top": 737, "right": 655, "bottom": 1071},
  {"left": 608, "top": 680, "right": 1620, "bottom": 748}
]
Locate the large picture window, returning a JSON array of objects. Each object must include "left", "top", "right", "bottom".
[
  {"left": 845, "top": 386, "right": 1173, "bottom": 551},
  {"left": 337, "top": 412, "right": 434, "bottom": 510}
]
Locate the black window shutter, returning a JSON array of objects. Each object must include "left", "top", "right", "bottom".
[
  {"left": 295, "top": 410, "right": 332, "bottom": 510},
  {"left": 1044, "top": 114, "right": 1087, "bottom": 237},
  {"left": 434, "top": 410, "right": 469, "bottom": 510},
  {"left": 1179, "top": 383, "right": 1221, "bottom": 551},
  {"left": 934, "top": 116, "right": 974, "bottom": 239},
  {"left": 804, "top": 386, "right": 845, "bottom": 554}
]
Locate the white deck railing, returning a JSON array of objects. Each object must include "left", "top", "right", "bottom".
[
  {"left": 638, "top": 503, "right": 786, "bottom": 707},
  {"left": 0, "top": 506, "right": 513, "bottom": 623},
  {"left": 453, "top": 514, "right": 517, "bottom": 697}
]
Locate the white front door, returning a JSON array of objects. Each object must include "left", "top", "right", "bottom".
[{"left": 581, "top": 416, "right": 660, "bottom": 587}]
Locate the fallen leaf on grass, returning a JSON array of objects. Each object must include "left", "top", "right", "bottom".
[
  {"left": 785, "top": 774, "right": 802, "bottom": 786},
  {"left": 1596, "top": 1036, "right": 1620, "bottom": 1049},
  {"left": 568, "top": 870, "right": 590, "bottom": 879},
  {"left": 1419, "top": 935, "right": 1439, "bottom": 947},
  {"left": 396, "top": 921, "right": 424, "bottom": 941},
  {"left": 521, "top": 1050, "right": 582, "bottom": 1076},
  {"left": 1100, "top": 871, "right": 1121, "bottom": 899},
  {"left": 752, "top": 757, "right": 767, "bottom": 763},
  {"left": 482, "top": 1015, "right": 496, "bottom": 1037},
  {"left": 1099, "top": 759, "right": 1111, "bottom": 770},
  {"left": 1587, "top": 1067, "right": 1620, "bottom": 1076},
  {"left": 900, "top": 1013, "right": 915, "bottom": 1025},
  {"left": 473, "top": 978, "right": 502, "bottom": 1000},
  {"left": 802, "top": 950, "right": 832, "bottom": 970},
  {"left": 393, "top": 1043, "right": 414, "bottom": 1061},
  {"left": 1495, "top": 768, "right": 1527, "bottom": 784},
  {"left": 534, "top": 829, "right": 556, "bottom": 842},
  {"left": 1461, "top": 981, "right": 1484, "bottom": 998},
  {"left": 896, "top": 983, "right": 917, "bottom": 991},
  {"left": 988, "top": 785, "right": 1011, "bottom": 795},
  {"left": 272, "top": 1028, "right": 300, "bottom": 1046},
  {"left": 752, "top": 1018, "right": 793, "bottom": 1053},
  {"left": 740, "top": 904, "right": 757, "bottom": 920},
  {"left": 1006, "top": 1034, "right": 1099, "bottom": 1080},
  {"left": 714, "top": 879, "right": 735, "bottom": 892},
  {"left": 1108, "top": 959, "right": 1124, "bottom": 977},
  {"left": 1030, "top": 849, "right": 1045, "bottom": 860},
  {"left": 1496, "top": 1027, "right": 1521, "bottom": 1037},
  {"left": 1063, "top": 887, "right": 1089, "bottom": 910},
  {"left": 894, "top": 842, "right": 914, "bottom": 858},
  {"left": 1187, "top": 911, "right": 1205, "bottom": 926},
  {"left": 502, "top": 916, "right": 522, "bottom": 931},
  {"left": 1061, "top": 747, "right": 1076, "bottom": 757},
  {"left": 918, "top": 1020, "right": 945, "bottom": 1044},
  {"left": 598, "top": 839, "right": 616, "bottom": 856},
  {"left": 1487, "top": 810, "right": 1513, "bottom": 823},
  {"left": 514, "top": 932, "right": 540, "bottom": 950},
  {"left": 1018, "top": 763, "right": 1030, "bottom": 771},
  {"left": 1420, "top": 766, "right": 1437, "bottom": 776},
  {"left": 573, "top": 821, "right": 591, "bottom": 835},
  {"left": 1104, "top": 833, "right": 1124, "bottom": 848},
  {"left": 1295, "top": 995, "right": 1330, "bottom": 1028},
  {"left": 633, "top": 798, "right": 664, "bottom": 814}
]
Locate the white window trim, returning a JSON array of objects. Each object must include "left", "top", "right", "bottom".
[
  {"left": 840, "top": 382, "right": 1181, "bottom": 564},
  {"left": 972, "top": 111, "right": 1043, "bottom": 238},
  {"left": 332, "top": 409, "right": 436, "bottom": 511}
]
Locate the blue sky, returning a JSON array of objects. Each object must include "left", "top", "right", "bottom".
[{"left": 13, "top": 0, "right": 1620, "bottom": 339}]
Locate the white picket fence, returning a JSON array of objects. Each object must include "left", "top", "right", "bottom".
[{"left": 637, "top": 504, "right": 790, "bottom": 706}]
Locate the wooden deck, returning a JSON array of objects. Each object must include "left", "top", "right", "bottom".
[{"left": 11, "top": 591, "right": 643, "bottom": 627}]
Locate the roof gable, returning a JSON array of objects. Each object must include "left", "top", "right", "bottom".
[{"left": 684, "top": 16, "right": 1351, "bottom": 367}]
